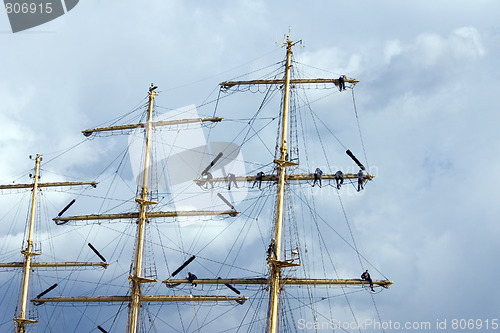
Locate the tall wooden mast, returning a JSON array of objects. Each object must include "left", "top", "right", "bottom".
[
  {"left": 14, "top": 154, "right": 41, "bottom": 333},
  {"left": 171, "top": 34, "right": 391, "bottom": 333},
  {"left": 267, "top": 36, "right": 295, "bottom": 333},
  {"left": 0, "top": 154, "right": 104, "bottom": 333},
  {"left": 33, "top": 85, "right": 247, "bottom": 331},
  {"left": 127, "top": 84, "right": 157, "bottom": 332}
]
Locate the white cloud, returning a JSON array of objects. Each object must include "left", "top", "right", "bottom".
[
  {"left": 451, "top": 26, "right": 486, "bottom": 58},
  {"left": 384, "top": 39, "right": 403, "bottom": 64},
  {"left": 413, "top": 32, "right": 447, "bottom": 66},
  {"left": 386, "top": 27, "right": 485, "bottom": 68}
]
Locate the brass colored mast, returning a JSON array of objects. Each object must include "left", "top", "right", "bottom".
[
  {"left": 267, "top": 36, "right": 296, "bottom": 333},
  {"left": 32, "top": 85, "right": 246, "bottom": 333},
  {"left": 198, "top": 34, "right": 390, "bottom": 333},
  {"left": 0, "top": 154, "right": 104, "bottom": 333},
  {"left": 14, "top": 154, "right": 42, "bottom": 333},
  {"left": 127, "top": 85, "right": 157, "bottom": 332}
]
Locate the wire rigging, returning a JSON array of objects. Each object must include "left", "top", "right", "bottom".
[{"left": 351, "top": 88, "right": 369, "bottom": 170}]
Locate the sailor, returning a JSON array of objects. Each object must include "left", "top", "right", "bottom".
[
  {"left": 339, "top": 75, "right": 346, "bottom": 91},
  {"left": 312, "top": 168, "right": 323, "bottom": 187},
  {"left": 187, "top": 272, "right": 198, "bottom": 287},
  {"left": 357, "top": 170, "right": 364, "bottom": 192},
  {"left": 253, "top": 171, "right": 264, "bottom": 190},
  {"left": 361, "top": 269, "right": 375, "bottom": 292},
  {"left": 266, "top": 238, "right": 277, "bottom": 260},
  {"left": 291, "top": 246, "right": 299, "bottom": 261},
  {"left": 205, "top": 171, "right": 213, "bottom": 189},
  {"left": 335, "top": 170, "right": 344, "bottom": 189},
  {"left": 228, "top": 173, "right": 238, "bottom": 190}
]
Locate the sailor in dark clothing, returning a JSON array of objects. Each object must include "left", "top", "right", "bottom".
[
  {"left": 266, "top": 238, "right": 277, "bottom": 260},
  {"left": 187, "top": 272, "right": 198, "bottom": 287},
  {"left": 339, "top": 75, "right": 346, "bottom": 91},
  {"left": 335, "top": 170, "right": 344, "bottom": 189},
  {"left": 204, "top": 171, "right": 213, "bottom": 189},
  {"left": 253, "top": 171, "right": 264, "bottom": 190},
  {"left": 312, "top": 168, "right": 323, "bottom": 187},
  {"left": 228, "top": 173, "right": 238, "bottom": 190},
  {"left": 357, "top": 170, "right": 364, "bottom": 192},
  {"left": 361, "top": 269, "right": 374, "bottom": 292}
]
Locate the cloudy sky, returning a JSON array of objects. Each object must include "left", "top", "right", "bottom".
[{"left": 1, "top": 1, "right": 500, "bottom": 332}]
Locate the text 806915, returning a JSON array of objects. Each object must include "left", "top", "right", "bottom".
[{"left": 5, "top": 2, "right": 53, "bottom": 14}]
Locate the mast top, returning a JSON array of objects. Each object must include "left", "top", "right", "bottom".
[{"left": 282, "top": 32, "right": 301, "bottom": 50}]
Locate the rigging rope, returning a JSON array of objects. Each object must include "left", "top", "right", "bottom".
[
  {"left": 307, "top": 94, "right": 332, "bottom": 168},
  {"left": 349, "top": 88, "right": 386, "bottom": 331},
  {"left": 293, "top": 60, "right": 345, "bottom": 78},
  {"left": 302, "top": 187, "right": 361, "bottom": 333},
  {"left": 301, "top": 96, "right": 347, "bottom": 151},
  {"left": 192, "top": 188, "right": 277, "bottom": 329},
  {"left": 336, "top": 191, "right": 364, "bottom": 270},
  {"left": 212, "top": 87, "right": 222, "bottom": 119},
  {"left": 351, "top": 88, "right": 369, "bottom": 170},
  {"left": 289, "top": 187, "right": 389, "bottom": 280},
  {"left": 42, "top": 138, "right": 88, "bottom": 166}
]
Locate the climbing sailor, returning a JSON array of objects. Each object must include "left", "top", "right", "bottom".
[
  {"left": 357, "top": 169, "right": 364, "bottom": 192},
  {"left": 205, "top": 171, "right": 213, "bottom": 189},
  {"left": 187, "top": 272, "right": 198, "bottom": 287},
  {"left": 228, "top": 173, "right": 238, "bottom": 190},
  {"left": 335, "top": 170, "right": 344, "bottom": 189},
  {"left": 266, "top": 238, "right": 277, "bottom": 260},
  {"left": 253, "top": 171, "right": 264, "bottom": 190},
  {"left": 361, "top": 269, "right": 375, "bottom": 292},
  {"left": 313, "top": 168, "right": 323, "bottom": 187},
  {"left": 339, "top": 75, "right": 346, "bottom": 91}
]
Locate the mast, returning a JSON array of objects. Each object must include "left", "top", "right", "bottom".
[
  {"left": 168, "top": 33, "right": 390, "bottom": 333},
  {"left": 268, "top": 36, "right": 296, "bottom": 333},
  {"left": 127, "top": 85, "right": 156, "bottom": 332},
  {"left": 6, "top": 155, "right": 104, "bottom": 333},
  {"left": 14, "top": 154, "right": 41, "bottom": 333},
  {"left": 33, "top": 85, "right": 247, "bottom": 329}
]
